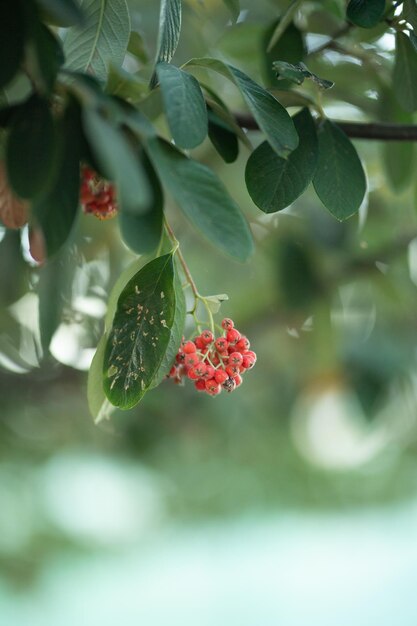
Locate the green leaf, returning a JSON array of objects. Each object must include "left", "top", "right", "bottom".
[
  {"left": 63, "top": 0, "right": 130, "bottom": 82},
  {"left": 382, "top": 142, "right": 415, "bottom": 192},
  {"left": 33, "top": 98, "right": 82, "bottom": 256},
  {"left": 202, "top": 84, "right": 251, "bottom": 148},
  {"left": 118, "top": 154, "right": 164, "bottom": 254},
  {"left": 82, "top": 106, "right": 152, "bottom": 214},
  {"left": 35, "top": 0, "right": 84, "bottom": 26},
  {"left": 6, "top": 95, "right": 56, "bottom": 200},
  {"left": 393, "top": 32, "right": 417, "bottom": 113},
  {"left": 127, "top": 31, "right": 149, "bottom": 64},
  {"left": 38, "top": 247, "right": 76, "bottom": 353},
  {"left": 313, "top": 120, "right": 366, "bottom": 221},
  {"left": 26, "top": 17, "right": 65, "bottom": 95},
  {"left": 103, "top": 253, "right": 177, "bottom": 409},
  {"left": 273, "top": 61, "right": 334, "bottom": 90},
  {"left": 147, "top": 138, "right": 254, "bottom": 261},
  {"left": 403, "top": 0, "right": 417, "bottom": 31},
  {"left": 346, "top": 0, "right": 385, "bottom": 28},
  {"left": 222, "top": 0, "right": 240, "bottom": 22},
  {"left": 208, "top": 107, "right": 239, "bottom": 164},
  {"left": 149, "top": 258, "right": 185, "bottom": 389},
  {"left": 106, "top": 65, "right": 148, "bottom": 103},
  {"left": 263, "top": 19, "right": 305, "bottom": 88},
  {"left": 0, "top": 2, "right": 25, "bottom": 88},
  {"left": 245, "top": 108, "right": 317, "bottom": 213},
  {"left": 266, "top": 0, "right": 302, "bottom": 53},
  {"left": 184, "top": 57, "right": 298, "bottom": 157},
  {"left": 156, "top": 62, "right": 208, "bottom": 149},
  {"left": 204, "top": 293, "right": 229, "bottom": 314},
  {"left": 150, "top": 0, "right": 182, "bottom": 87}
]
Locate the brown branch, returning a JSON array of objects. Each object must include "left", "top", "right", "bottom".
[{"left": 234, "top": 113, "right": 417, "bottom": 141}]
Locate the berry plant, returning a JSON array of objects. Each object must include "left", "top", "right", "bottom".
[{"left": 1, "top": 0, "right": 417, "bottom": 421}]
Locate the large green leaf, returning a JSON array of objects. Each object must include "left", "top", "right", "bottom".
[
  {"left": 103, "top": 254, "right": 177, "bottom": 409},
  {"left": 313, "top": 120, "right": 366, "bottom": 221},
  {"left": 146, "top": 138, "right": 254, "bottom": 261},
  {"left": 156, "top": 62, "right": 207, "bottom": 149},
  {"left": 245, "top": 108, "right": 317, "bottom": 213},
  {"left": 118, "top": 154, "right": 164, "bottom": 254},
  {"left": 184, "top": 57, "right": 298, "bottom": 157},
  {"left": 0, "top": 2, "right": 25, "bottom": 88},
  {"left": 82, "top": 106, "right": 152, "bottom": 214},
  {"left": 33, "top": 98, "right": 82, "bottom": 256},
  {"left": 38, "top": 247, "right": 76, "bottom": 353},
  {"left": 393, "top": 32, "right": 417, "bottom": 113},
  {"left": 346, "top": 0, "right": 385, "bottom": 28},
  {"left": 26, "top": 21, "right": 65, "bottom": 95},
  {"left": 63, "top": 0, "right": 130, "bottom": 82},
  {"left": 6, "top": 95, "right": 56, "bottom": 200},
  {"left": 149, "top": 258, "right": 185, "bottom": 389},
  {"left": 150, "top": 0, "right": 182, "bottom": 87}
]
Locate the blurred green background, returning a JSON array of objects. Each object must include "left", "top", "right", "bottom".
[{"left": 2, "top": 0, "right": 417, "bottom": 624}]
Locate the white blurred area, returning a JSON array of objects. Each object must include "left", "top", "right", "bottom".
[{"left": 2, "top": 468, "right": 417, "bottom": 626}]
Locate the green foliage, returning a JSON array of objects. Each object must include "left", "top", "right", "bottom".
[
  {"left": 1, "top": 0, "right": 416, "bottom": 417},
  {"left": 156, "top": 62, "right": 207, "bottom": 149},
  {"left": 273, "top": 61, "right": 334, "bottom": 90},
  {"left": 33, "top": 98, "right": 82, "bottom": 256},
  {"left": 313, "top": 120, "right": 366, "bottom": 220},
  {"left": 346, "top": 0, "right": 386, "bottom": 28},
  {"left": 185, "top": 58, "right": 298, "bottom": 157},
  {"left": 6, "top": 95, "right": 56, "bottom": 200},
  {"left": 102, "top": 253, "right": 177, "bottom": 409},
  {"left": 146, "top": 138, "right": 254, "bottom": 261},
  {"left": 150, "top": 0, "right": 182, "bottom": 87},
  {"left": 393, "top": 32, "right": 417, "bottom": 112},
  {"left": 245, "top": 108, "right": 318, "bottom": 213},
  {"left": 63, "top": 0, "right": 130, "bottom": 82}
]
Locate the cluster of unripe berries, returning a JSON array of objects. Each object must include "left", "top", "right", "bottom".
[
  {"left": 80, "top": 165, "right": 118, "bottom": 220},
  {"left": 169, "top": 318, "right": 256, "bottom": 396}
]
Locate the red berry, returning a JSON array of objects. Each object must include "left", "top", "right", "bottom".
[
  {"left": 226, "top": 328, "right": 241, "bottom": 344},
  {"left": 235, "top": 337, "right": 250, "bottom": 352},
  {"left": 183, "top": 341, "right": 197, "bottom": 354},
  {"left": 229, "top": 351, "right": 243, "bottom": 366},
  {"left": 187, "top": 367, "right": 200, "bottom": 380},
  {"left": 169, "top": 365, "right": 177, "bottom": 377},
  {"left": 222, "top": 318, "right": 234, "bottom": 330},
  {"left": 176, "top": 351, "right": 186, "bottom": 364},
  {"left": 195, "top": 379, "right": 206, "bottom": 391},
  {"left": 243, "top": 350, "right": 257, "bottom": 368},
  {"left": 195, "top": 336, "right": 205, "bottom": 350},
  {"left": 203, "top": 365, "right": 215, "bottom": 379},
  {"left": 185, "top": 354, "right": 199, "bottom": 368},
  {"left": 193, "top": 362, "right": 207, "bottom": 378},
  {"left": 211, "top": 353, "right": 220, "bottom": 366},
  {"left": 201, "top": 330, "right": 214, "bottom": 344},
  {"left": 234, "top": 374, "right": 243, "bottom": 387},
  {"left": 226, "top": 364, "right": 240, "bottom": 377},
  {"left": 205, "top": 379, "right": 221, "bottom": 395},
  {"left": 214, "top": 369, "right": 228, "bottom": 384},
  {"left": 215, "top": 337, "right": 228, "bottom": 352}
]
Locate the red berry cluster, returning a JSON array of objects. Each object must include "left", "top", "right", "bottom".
[
  {"left": 169, "top": 318, "right": 256, "bottom": 396},
  {"left": 80, "top": 165, "right": 118, "bottom": 220}
]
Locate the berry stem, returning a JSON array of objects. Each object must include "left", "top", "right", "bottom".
[
  {"left": 164, "top": 218, "right": 199, "bottom": 299},
  {"left": 163, "top": 218, "right": 215, "bottom": 335}
]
